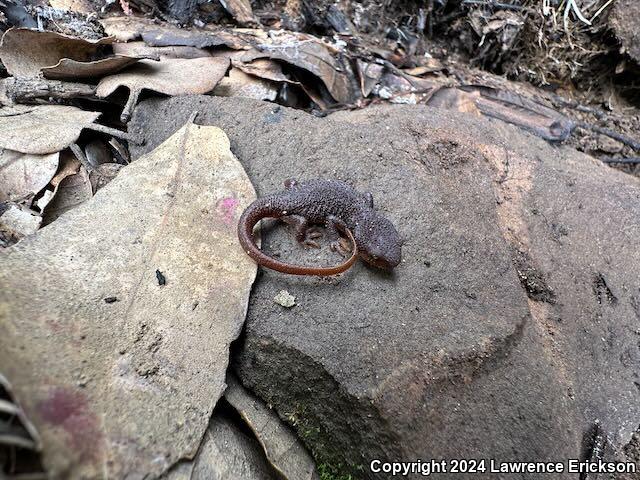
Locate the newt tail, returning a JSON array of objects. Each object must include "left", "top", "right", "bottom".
[{"left": 237, "top": 197, "right": 357, "bottom": 276}]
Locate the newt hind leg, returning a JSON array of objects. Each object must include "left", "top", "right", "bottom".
[
  {"left": 282, "top": 214, "right": 321, "bottom": 249},
  {"left": 326, "top": 216, "right": 353, "bottom": 257}
]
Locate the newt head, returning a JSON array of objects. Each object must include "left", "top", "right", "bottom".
[{"left": 354, "top": 212, "right": 402, "bottom": 271}]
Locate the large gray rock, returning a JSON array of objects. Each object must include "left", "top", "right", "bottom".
[{"left": 130, "top": 96, "right": 640, "bottom": 479}]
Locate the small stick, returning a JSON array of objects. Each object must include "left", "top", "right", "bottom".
[
  {"left": 577, "top": 121, "right": 640, "bottom": 151},
  {"left": 70, "top": 143, "right": 93, "bottom": 172},
  {"left": 87, "top": 123, "right": 143, "bottom": 144}
]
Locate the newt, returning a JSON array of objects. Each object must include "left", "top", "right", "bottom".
[{"left": 237, "top": 179, "right": 402, "bottom": 275}]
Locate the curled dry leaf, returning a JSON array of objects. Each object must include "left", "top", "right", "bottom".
[
  {"left": 34, "top": 150, "right": 81, "bottom": 212},
  {"left": 42, "top": 55, "right": 146, "bottom": 80},
  {"left": 0, "top": 105, "right": 101, "bottom": 154},
  {"left": 0, "top": 150, "right": 60, "bottom": 205},
  {"left": 356, "top": 59, "right": 384, "bottom": 97},
  {"left": 113, "top": 41, "right": 211, "bottom": 60},
  {"left": 169, "top": 416, "right": 280, "bottom": 480},
  {"left": 240, "top": 32, "right": 358, "bottom": 104},
  {"left": 96, "top": 57, "right": 230, "bottom": 122},
  {"left": 213, "top": 68, "right": 279, "bottom": 101},
  {"left": 232, "top": 58, "right": 297, "bottom": 84},
  {"left": 0, "top": 28, "right": 112, "bottom": 78},
  {"left": 225, "top": 375, "right": 320, "bottom": 480},
  {"left": 41, "top": 160, "right": 92, "bottom": 225}
]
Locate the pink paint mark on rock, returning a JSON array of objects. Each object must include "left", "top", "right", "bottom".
[
  {"left": 37, "top": 386, "right": 103, "bottom": 461},
  {"left": 217, "top": 197, "right": 240, "bottom": 225}
]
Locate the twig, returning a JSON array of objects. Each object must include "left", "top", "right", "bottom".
[
  {"left": 69, "top": 143, "right": 93, "bottom": 173},
  {"left": 601, "top": 157, "right": 640, "bottom": 164},
  {"left": 577, "top": 121, "right": 640, "bottom": 151},
  {"left": 87, "top": 123, "right": 142, "bottom": 144}
]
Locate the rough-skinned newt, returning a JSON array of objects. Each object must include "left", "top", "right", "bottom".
[{"left": 237, "top": 179, "right": 402, "bottom": 276}]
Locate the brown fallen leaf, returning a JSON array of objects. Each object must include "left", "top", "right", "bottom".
[
  {"left": 0, "top": 150, "right": 60, "bottom": 205},
  {"left": 99, "top": 15, "right": 159, "bottom": 42},
  {"left": 167, "top": 415, "right": 280, "bottom": 480},
  {"left": 113, "top": 41, "right": 212, "bottom": 59},
  {"left": 240, "top": 31, "right": 358, "bottom": 104},
  {"left": 0, "top": 105, "right": 101, "bottom": 154},
  {"left": 42, "top": 55, "right": 147, "bottom": 80},
  {"left": 34, "top": 150, "right": 82, "bottom": 212},
  {"left": 428, "top": 87, "right": 482, "bottom": 115},
  {"left": 0, "top": 28, "right": 112, "bottom": 78},
  {"left": 356, "top": 60, "right": 384, "bottom": 97},
  {"left": 41, "top": 161, "right": 92, "bottom": 225},
  {"left": 213, "top": 68, "right": 279, "bottom": 101},
  {"left": 96, "top": 57, "right": 230, "bottom": 122},
  {"left": 218, "top": 0, "right": 258, "bottom": 26},
  {"left": 225, "top": 375, "right": 320, "bottom": 480},
  {"left": 232, "top": 58, "right": 297, "bottom": 84},
  {"left": 0, "top": 122, "right": 257, "bottom": 478}
]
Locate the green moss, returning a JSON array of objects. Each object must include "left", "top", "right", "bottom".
[{"left": 318, "top": 463, "right": 359, "bottom": 480}]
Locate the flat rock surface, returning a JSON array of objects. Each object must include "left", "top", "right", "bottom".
[
  {"left": 131, "top": 96, "right": 640, "bottom": 478},
  {"left": 0, "top": 123, "right": 257, "bottom": 479}
]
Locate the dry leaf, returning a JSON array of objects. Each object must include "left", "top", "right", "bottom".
[
  {"left": 173, "top": 416, "right": 280, "bottom": 480},
  {"left": 213, "top": 68, "right": 279, "bottom": 101},
  {"left": 99, "top": 15, "right": 159, "bottom": 42},
  {"left": 113, "top": 41, "right": 211, "bottom": 59},
  {"left": 218, "top": 0, "right": 258, "bottom": 26},
  {"left": 0, "top": 28, "right": 112, "bottom": 78},
  {"left": 233, "top": 58, "right": 297, "bottom": 84},
  {"left": 241, "top": 31, "right": 358, "bottom": 104},
  {"left": 42, "top": 55, "right": 146, "bottom": 80},
  {"left": 96, "top": 57, "right": 230, "bottom": 122},
  {"left": 356, "top": 60, "right": 384, "bottom": 97},
  {"left": 225, "top": 375, "right": 320, "bottom": 480},
  {"left": 35, "top": 151, "right": 81, "bottom": 212},
  {"left": 0, "top": 203, "right": 42, "bottom": 242},
  {"left": 0, "top": 122, "right": 257, "bottom": 478},
  {"left": 428, "top": 87, "right": 482, "bottom": 115},
  {"left": 0, "top": 105, "right": 101, "bottom": 154},
  {"left": 0, "top": 149, "right": 59, "bottom": 204},
  {"left": 41, "top": 162, "right": 92, "bottom": 225}
]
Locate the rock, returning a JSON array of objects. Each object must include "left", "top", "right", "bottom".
[
  {"left": 165, "top": 411, "right": 279, "bottom": 480},
  {"left": 224, "top": 375, "right": 319, "bottom": 480},
  {"left": 0, "top": 122, "right": 257, "bottom": 479},
  {"left": 610, "top": 0, "right": 640, "bottom": 65},
  {"left": 130, "top": 96, "right": 640, "bottom": 479}
]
